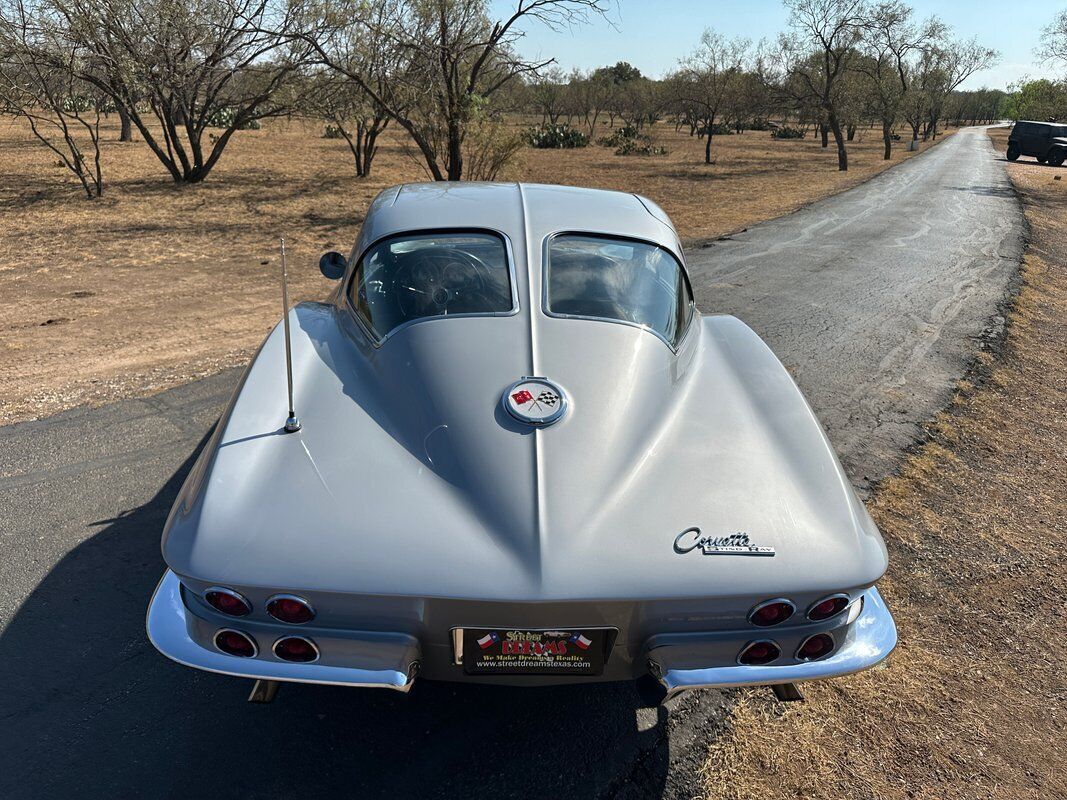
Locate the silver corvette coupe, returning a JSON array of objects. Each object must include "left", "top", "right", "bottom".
[{"left": 147, "top": 182, "right": 896, "bottom": 704}]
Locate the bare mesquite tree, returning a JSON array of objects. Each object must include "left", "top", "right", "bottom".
[
  {"left": 858, "top": 1, "right": 934, "bottom": 158},
  {"left": 1038, "top": 8, "right": 1067, "bottom": 67},
  {"left": 303, "top": 72, "right": 390, "bottom": 177},
  {"left": 927, "top": 37, "right": 998, "bottom": 136},
  {"left": 782, "top": 0, "right": 868, "bottom": 171},
  {"left": 42, "top": 0, "right": 313, "bottom": 183},
  {"left": 298, "top": 7, "right": 398, "bottom": 179},
  {"left": 565, "top": 68, "right": 612, "bottom": 134},
  {"left": 0, "top": 0, "right": 103, "bottom": 196},
  {"left": 301, "top": 0, "right": 606, "bottom": 181},
  {"left": 671, "top": 29, "right": 750, "bottom": 164}
]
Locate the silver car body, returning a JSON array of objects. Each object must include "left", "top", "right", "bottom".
[{"left": 148, "top": 182, "right": 895, "bottom": 697}]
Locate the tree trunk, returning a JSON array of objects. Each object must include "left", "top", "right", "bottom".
[
  {"left": 704, "top": 117, "right": 714, "bottom": 164},
  {"left": 846, "top": 124, "right": 856, "bottom": 141},
  {"left": 446, "top": 119, "right": 463, "bottom": 181},
  {"left": 827, "top": 109, "right": 847, "bottom": 171},
  {"left": 118, "top": 106, "right": 132, "bottom": 142},
  {"left": 820, "top": 123, "right": 829, "bottom": 148},
  {"left": 882, "top": 119, "right": 892, "bottom": 160}
]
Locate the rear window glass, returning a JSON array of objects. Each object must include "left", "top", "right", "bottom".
[
  {"left": 546, "top": 234, "right": 693, "bottom": 347},
  {"left": 349, "top": 232, "right": 512, "bottom": 339}
]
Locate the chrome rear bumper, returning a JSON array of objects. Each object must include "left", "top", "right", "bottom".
[
  {"left": 147, "top": 570, "right": 419, "bottom": 692},
  {"left": 648, "top": 587, "right": 896, "bottom": 698}
]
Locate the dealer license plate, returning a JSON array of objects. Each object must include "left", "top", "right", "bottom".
[{"left": 461, "top": 628, "right": 616, "bottom": 675}]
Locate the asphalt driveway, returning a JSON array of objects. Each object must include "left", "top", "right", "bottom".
[{"left": 0, "top": 127, "right": 1023, "bottom": 799}]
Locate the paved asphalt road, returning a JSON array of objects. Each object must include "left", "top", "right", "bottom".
[{"left": 0, "top": 128, "right": 1023, "bottom": 799}]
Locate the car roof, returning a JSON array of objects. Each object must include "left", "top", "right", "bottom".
[{"left": 353, "top": 182, "right": 684, "bottom": 264}]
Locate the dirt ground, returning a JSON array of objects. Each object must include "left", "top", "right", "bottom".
[
  {"left": 0, "top": 115, "right": 947, "bottom": 423},
  {"left": 697, "top": 129, "right": 1066, "bottom": 800}
]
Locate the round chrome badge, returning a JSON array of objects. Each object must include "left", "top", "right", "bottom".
[{"left": 502, "top": 378, "right": 567, "bottom": 426}]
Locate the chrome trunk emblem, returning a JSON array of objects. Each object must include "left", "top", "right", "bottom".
[{"left": 674, "top": 528, "right": 775, "bottom": 557}]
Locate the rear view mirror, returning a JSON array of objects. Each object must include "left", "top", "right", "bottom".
[{"left": 319, "top": 251, "right": 347, "bottom": 280}]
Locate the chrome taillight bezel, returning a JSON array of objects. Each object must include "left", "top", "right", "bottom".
[
  {"left": 806, "top": 593, "right": 851, "bottom": 622},
  {"left": 213, "top": 628, "right": 258, "bottom": 658},
  {"left": 795, "top": 632, "right": 836, "bottom": 662},
  {"left": 273, "top": 635, "right": 320, "bottom": 663},
  {"left": 747, "top": 598, "right": 796, "bottom": 627},
  {"left": 266, "top": 593, "right": 316, "bottom": 625},
  {"left": 737, "top": 639, "right": 782, "bottom": 666},
  {"left": 204, "top": 587, "right": 253, "bottom": 617}
]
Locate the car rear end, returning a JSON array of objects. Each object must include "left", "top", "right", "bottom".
[{"left": 149, "top": 570, "right": 895, "bottom": 702}]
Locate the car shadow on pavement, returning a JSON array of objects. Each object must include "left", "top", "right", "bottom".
[{"left": 0, "top": 436, "right": 688, "bottom": 800}]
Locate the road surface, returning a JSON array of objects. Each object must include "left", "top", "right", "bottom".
[{"left": 0, "top": 127, "right": 1023, "bottom": 799}]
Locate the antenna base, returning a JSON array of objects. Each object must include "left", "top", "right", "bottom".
[{"left": 284, "top": 415, "right": 302, "bottom": 433}]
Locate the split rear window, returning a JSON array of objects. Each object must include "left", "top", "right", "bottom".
[
  {"left": 545, "top": 234, "right": 693, "bottom": 347},
  {"left": 349, "top": 232, "right": 512, "bottom": 339}
]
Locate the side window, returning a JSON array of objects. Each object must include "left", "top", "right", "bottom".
[{"left": 546, "top": 235, "right": 694, "bottom": 347}]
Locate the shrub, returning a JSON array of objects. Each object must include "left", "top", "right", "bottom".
[
  {"left": 205, "top": 107, "right": 261, "bottom": 130},
  {"left": 772, "top": 126, "right": 805, "bottom": 139},
  {"left": 596, "top": 124, "right": 639, "bottom": 147},
  {"left": 698, "top": 122, "right": 734, "bottom": 136},
  {"left": 615, "top": 135, "right": 668, "bottom": 156},
  {"left": 323, "top": 124, "right": 347, "bottom": 139},
  {"left": 747, "top": 118, "right": 771, "bottom": 131},
  {"left": 523, "top": 123, "right": 589, "bottom": 149},
  {"left": 61, "top": 95, "right": 93, "bottom": 113}
]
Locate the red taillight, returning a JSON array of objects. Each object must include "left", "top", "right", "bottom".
[
  {"left": 807, "top": 594, "right": 850, "bottom": 621},
  {"left": 797, "top": 633, "right": 835, "bottom": 661},
  {"left": 748, "top": 599, "right": 795, "bottom": 627},
  {"left": 204, "top": 588, "right": 251, "bottom": 617},
  {"left": 274, "top": 636, "right": 319, "bottom": 663},
  {"left": 737, "top": 640, "right": 781, "bottom": 665},
  {"left": 266, "top": 594, "right": 315, "bottom": 624},
  {"left": 214, "top": 629, "right": 257, "bottom": 658}
]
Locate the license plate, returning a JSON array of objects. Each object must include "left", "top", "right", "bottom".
[{"left": 461, "top": 628, "right": 616, "bottom": 675}]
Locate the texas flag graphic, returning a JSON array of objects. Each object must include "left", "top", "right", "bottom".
[
  {"left": 569, "top": 633, "right": 593, "bottom": 650},
  {"left": 477, "top": 631, "right": 500, "bottom": 649}
]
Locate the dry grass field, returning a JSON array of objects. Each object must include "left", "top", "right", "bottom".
[
  {"left": 697, "top": 128, "right": 1066, "bottom": 800},
  {"left": 0, "top": 115, "right": 949, "bottom": 422}
]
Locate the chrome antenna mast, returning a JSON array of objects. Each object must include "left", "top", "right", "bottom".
[{"left": 280, "top": 238, "right": 301, "bottom": 433}]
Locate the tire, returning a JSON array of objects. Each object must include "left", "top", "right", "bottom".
[
  {"left": 1006, "top": 145, "right": 1019, "bottom": 161},
  {"left": 1050, "top": 150, "right": 1066, "bottom": 167},
  {"left": 1037, "top": 155, "right": 1048, "bottom": 164}
]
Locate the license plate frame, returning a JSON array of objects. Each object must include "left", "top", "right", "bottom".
[{"left": 456, "top": 627, "right": 618, "bottom": 676}]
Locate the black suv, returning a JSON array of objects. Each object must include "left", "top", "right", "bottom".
[{"left": 1007, "top": 120, "right": 1067, "bottom": 166}]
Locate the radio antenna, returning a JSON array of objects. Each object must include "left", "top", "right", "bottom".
[{"left": 280, "top": 238, "right": 301, "bottom": 433}]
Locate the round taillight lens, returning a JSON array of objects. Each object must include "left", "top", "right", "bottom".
[
  {"left": 737, "top": 640, "right": 781, "bottom": 665},
  {"left": 797, "top": 633, "right": 835, "bottom": 661},
  {"left": 807, "top": 594, "right": 850, "bottom": 621},
  {"left": 748, "top": 599, "right": 795, "bottom": 627},
  {"left": 214, "top": 629, "right": 257, "bottom": 658},
  {"left": 204, "top": 588, "right": 251, "bottom": 617},
  {"left": 266, "top": 595, "right": 315, "bottom": 624},
  {"left": 274, "top": 636, "right": 319, "bottom": 663}
]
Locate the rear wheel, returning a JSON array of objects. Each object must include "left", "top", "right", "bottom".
[
  {"left": 1049, "top": 150, "right": 1066, "bottom": 167},
  {"left": 1006, "top": 144, "right": 1020, "bottom": 161}
]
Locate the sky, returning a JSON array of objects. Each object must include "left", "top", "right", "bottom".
[{"left": 490, "top": 0, "right": 1066, "bottom": 91}]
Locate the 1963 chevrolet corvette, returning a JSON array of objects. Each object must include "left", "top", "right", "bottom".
[{"left": 147, "top": 182, "right": 896, "bottom": 704}]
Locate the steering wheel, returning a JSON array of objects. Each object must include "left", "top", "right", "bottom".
[{"left": 392, "top": 248, "right": 496, "bottom": 319}]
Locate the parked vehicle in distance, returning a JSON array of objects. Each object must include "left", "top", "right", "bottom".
[
  {"left": 146, "top": 182, "right": 896, "bottom": 706},
  {"left": 1007, "top": 120, "right": 1067, "bottom": 165}
]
